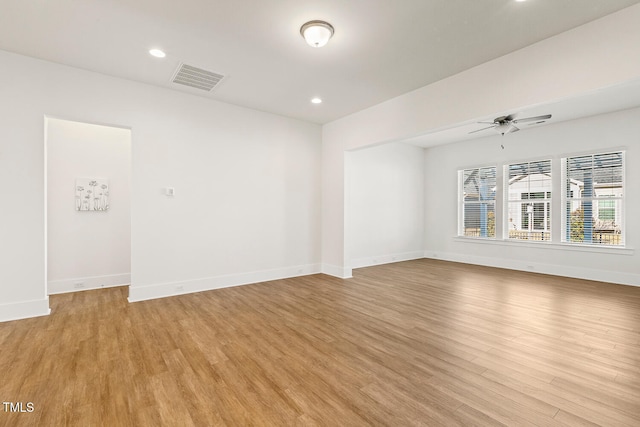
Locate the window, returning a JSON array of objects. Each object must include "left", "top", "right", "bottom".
[
  {"left": 520, "top": 192, "right": 551, "bottom": 230},
  {"left": 506, "top": 160, "right": 552, "bottom": 241},
  {"left": 563, "top": 151, "right": 624, "bottom": 246},
  {"left": 460, "top": 167, "right": 496, "bottom": 238},
  {"left": 598, "top": 200, "right": 615, "bottom": 221}
]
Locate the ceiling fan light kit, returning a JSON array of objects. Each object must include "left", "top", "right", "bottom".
[{"left": 495, "top": 122, "right": 518, "bottom": 135}]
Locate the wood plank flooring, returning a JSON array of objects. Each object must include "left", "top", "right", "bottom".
[{"left": 1, "top": 259, "right": 640, "bottom": 426}]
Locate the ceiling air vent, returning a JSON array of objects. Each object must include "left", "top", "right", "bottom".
[{"left": 171, "top": 63, "right": 224, "bottom": 92}]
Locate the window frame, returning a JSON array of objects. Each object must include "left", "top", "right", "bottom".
[
  {"left": 561, "top": 151, "right": 625, "bottom": 247},
  {"left": 458, "top": 166, "right": 497, "bottom": 239},
  {"left": 504, "top": 159, "right": 553, "bottom": 243},
  {"left": 457, "top": 150, "right": 626, "bottom": 250}
]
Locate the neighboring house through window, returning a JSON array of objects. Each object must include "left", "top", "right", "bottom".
[{"left": 506, "top": 160, "right": 552, "bottom": 241}]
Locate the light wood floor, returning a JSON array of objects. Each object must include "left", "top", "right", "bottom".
[{"left": 1, "top": 259, "right": 640, "bottom": 426}]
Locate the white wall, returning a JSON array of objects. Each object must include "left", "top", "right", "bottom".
[
  {"left": 47, "top": 118, "right": 131, "bottom": 294},
  {"left": 423, "top": 107, "right": 639, "bottom": 285},
  {"left": 0, "top": 49, "right": 321, "bottom": 321},
  {"left": 322, "top": 4, "right": 640, "bottom": 277},
  {"left": 347, "top": 142, "right": 424, "bottom": 268}
]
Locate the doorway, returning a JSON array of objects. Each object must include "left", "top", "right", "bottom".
[{"left": 45, "top": 117, "right": 131, "bottom": 295}]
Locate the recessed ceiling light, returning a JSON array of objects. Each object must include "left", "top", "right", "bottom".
[
  {"left": 149, "top": 49, "right": 166, "bottom": 58},
  {"left": 515, "top": 0, "right": 527, "bottom": 2},
  {"left": 311, "top": 97, "right": 322, "bottom": 104}
]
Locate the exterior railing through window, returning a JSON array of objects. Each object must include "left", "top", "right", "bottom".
[{"left": 463, "top": 228, "right": 620, "bottom": 245}]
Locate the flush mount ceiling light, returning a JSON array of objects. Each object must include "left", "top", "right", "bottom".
[
  {"left": 300, "top": 20, "right": 334, "bottom": 48},
  {"left": 149, "top": 48, "right": 166, "bottom": 58},
  {"left": 311, "top": 97, "right": 322, "bottom": 104}
]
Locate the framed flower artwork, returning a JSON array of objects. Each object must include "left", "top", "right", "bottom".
[{"left": 75, "top": 178, "right": 109, "bottom": 211}]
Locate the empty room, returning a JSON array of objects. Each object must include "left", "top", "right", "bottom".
[{"left": 1, "top": 1, "right": 639, "bottom": 425}]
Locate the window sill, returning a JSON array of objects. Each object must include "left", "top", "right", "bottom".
[{"left": 454, "top": 236, "right": 634, "bottom": 255}]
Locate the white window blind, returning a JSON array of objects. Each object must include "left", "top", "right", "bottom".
[
  {"left": 563, "top": 151, "right": 624, "bottom": 246},
  {"left": 460, "top": 167, "right": 496, "bottom": 238},
  {"left": 506, "top": 160, "right": 552, "bottom": 241}
]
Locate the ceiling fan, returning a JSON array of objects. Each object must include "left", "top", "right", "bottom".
[{"left": 469, "top": 113, "right": 552, "bottom": 135}]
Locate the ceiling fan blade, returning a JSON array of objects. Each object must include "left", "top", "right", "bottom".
[
  {"left": 513, "top": 114, "right": 552, "bottom": 124},
  {"left": 509, "top": 125, "right": 520, "bottom": 133},
  {"left": 469, "top": 125, "right": 496, "bottom": 134}
]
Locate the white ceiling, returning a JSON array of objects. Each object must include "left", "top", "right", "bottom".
[{"left": 1, "top": 0, "right": 639, "bottom": 124}]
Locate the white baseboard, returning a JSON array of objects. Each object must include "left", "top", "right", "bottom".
[
  {"left": 128, "top": 264, "right": 322, "bottom": 302},
  {"left": 0, "top": 298, "right": 50, "bottom": 323},
  {"left": 350, "top": 251, "right": 424, "bottom": 269},
  {"left": 425, "top": 251, "right": 640, "bottom": 287},
  {"left": 48, "top": 273, "right": 130, "bottom": 295},
  {"left": 321, "top": 263, "right": 353, "bottom": 279}
]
